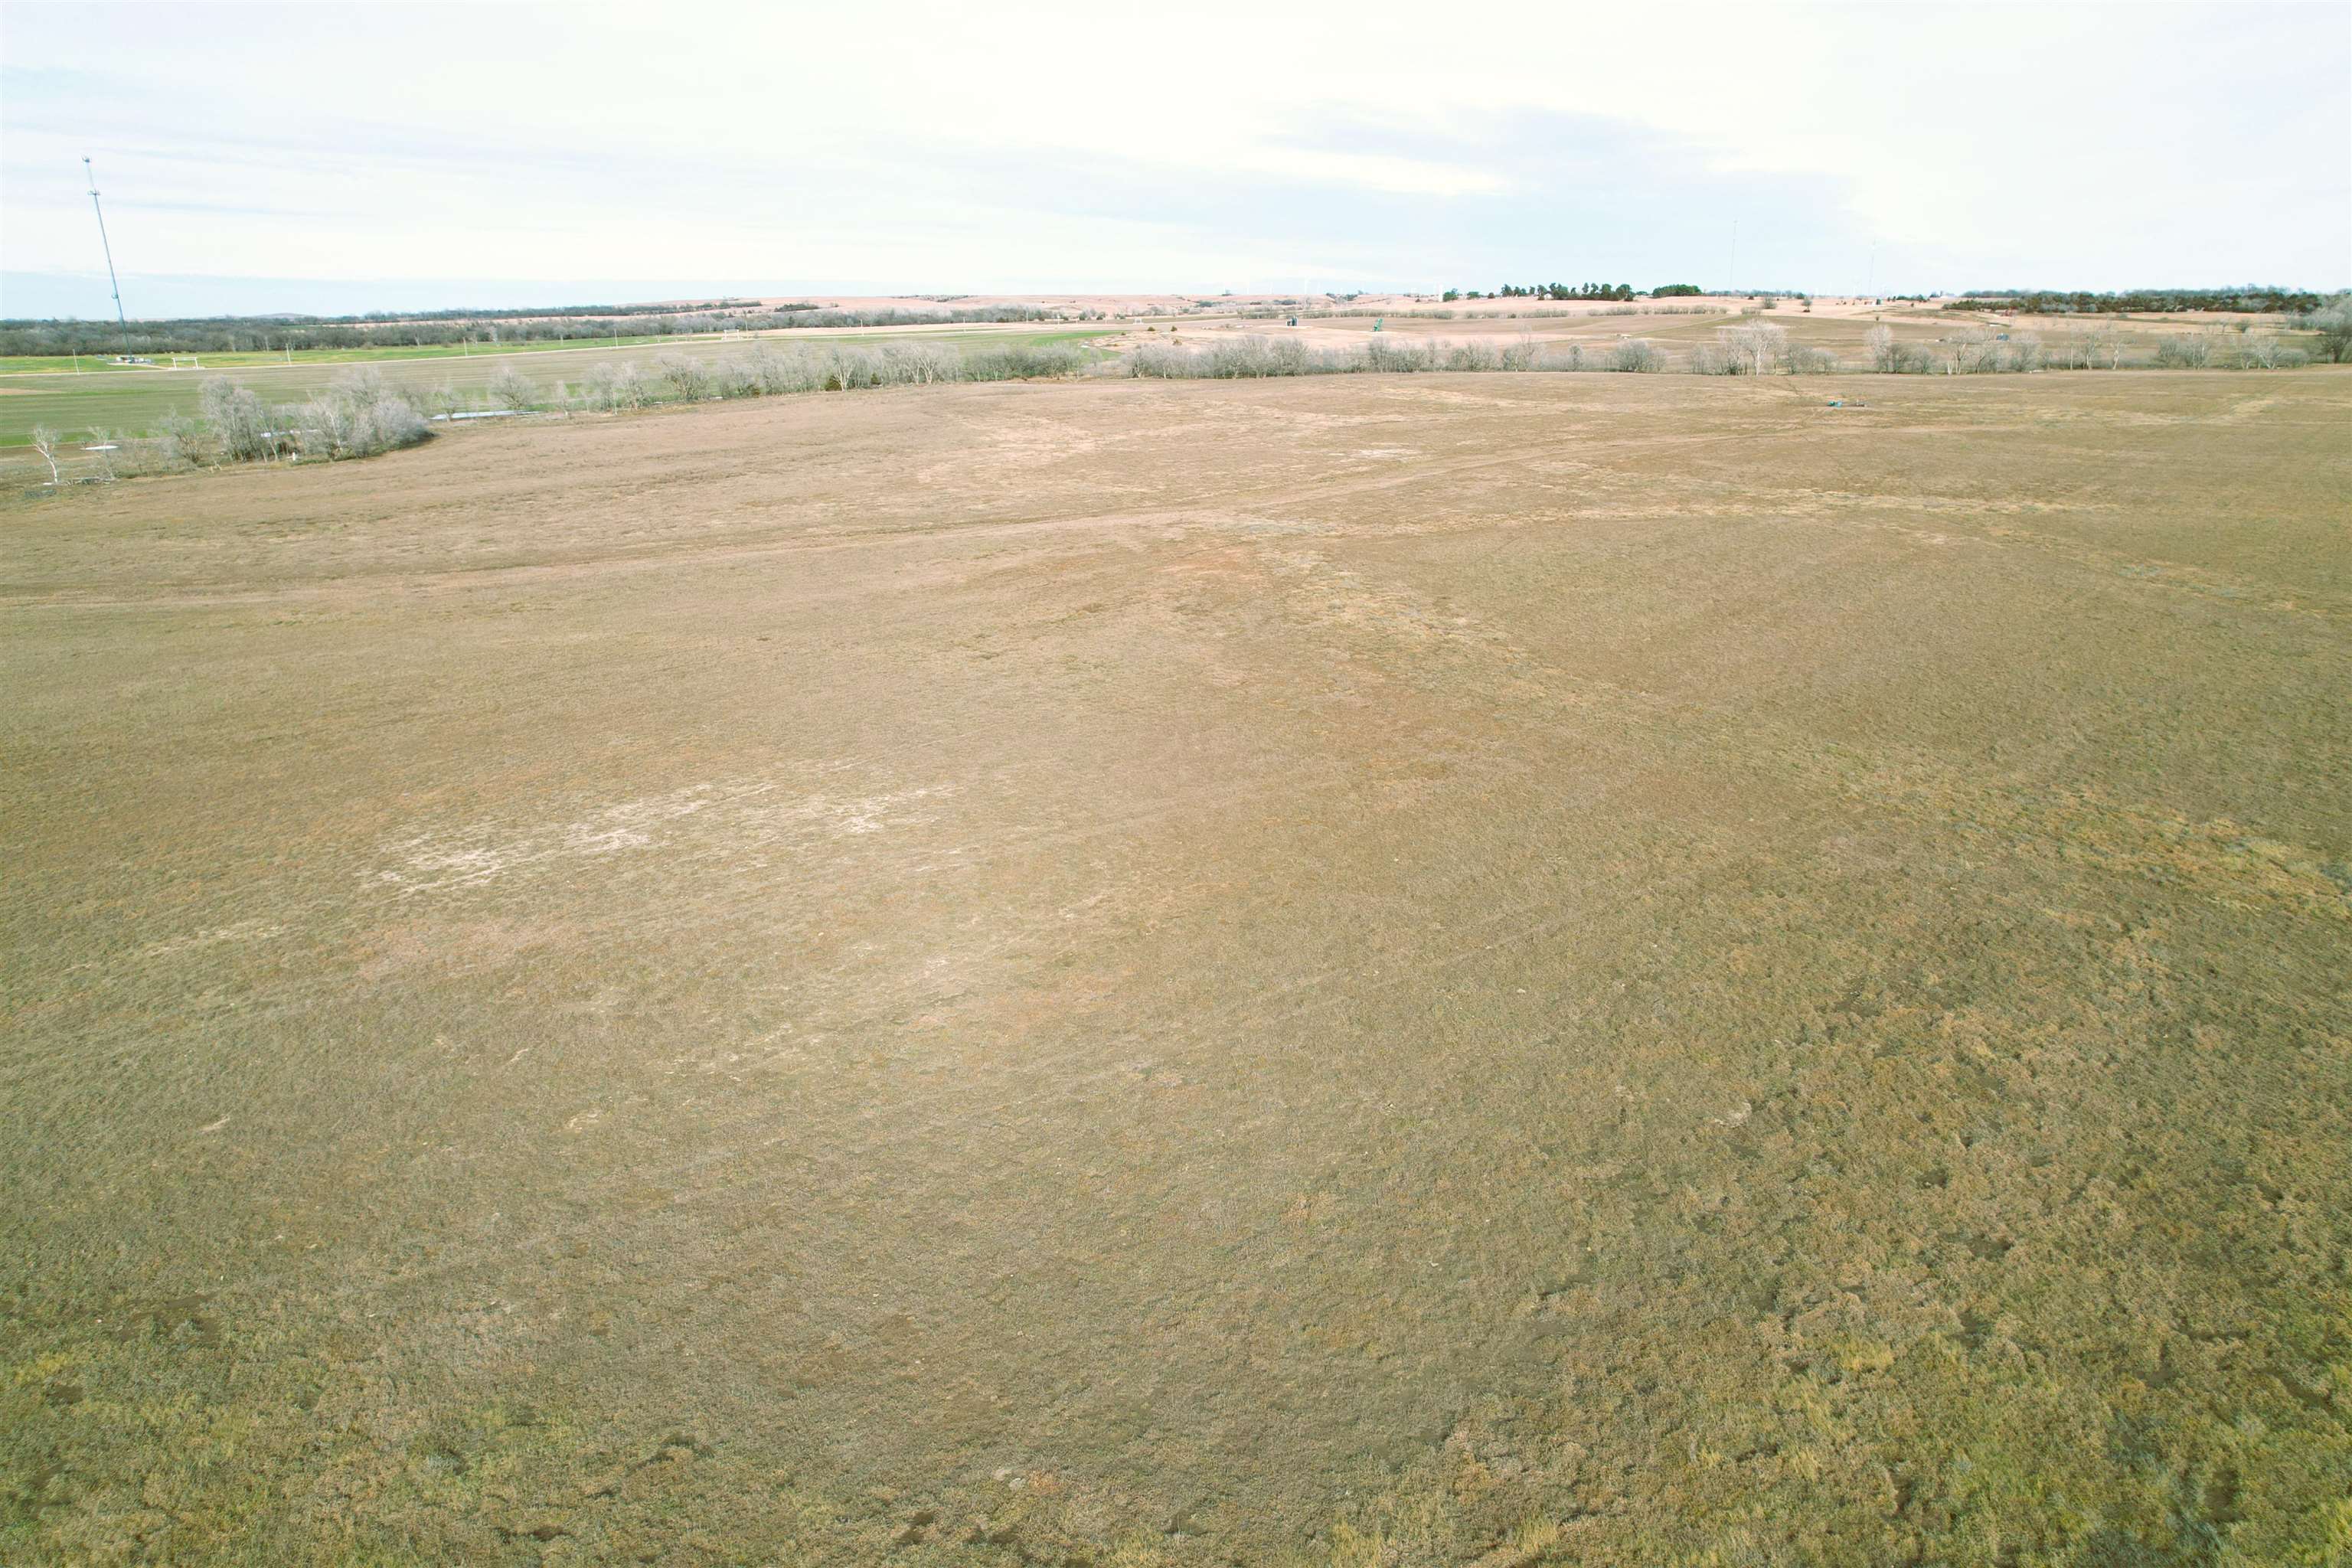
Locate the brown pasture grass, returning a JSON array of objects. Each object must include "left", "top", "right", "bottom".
[{"left": 4, "top": 369, "right": 2349, "bottom": 1564}]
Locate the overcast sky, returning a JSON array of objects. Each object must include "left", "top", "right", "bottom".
[{"left": 3, "top": 1, "right": 2347, "bottom": 318}]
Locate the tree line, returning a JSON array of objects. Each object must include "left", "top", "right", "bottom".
[
  {"left": 1946, "top": 287, "right": 2323, "bottom": 315},
  {"left": 0, "top": 300, "right": 756, "bottom": 356},
  {"left": 0, "top": 302, "right": 1068, "bottom": 358},
  {"left": 1442, "top": 283, "right": 1642, "bottom": 302}
]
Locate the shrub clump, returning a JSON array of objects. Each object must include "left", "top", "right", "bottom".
[
  {"left": 1864, "top": 324, "right": 2047, "bottom": 374},
  {"left": 488, "top": 364, "right": 541, "bottom": 410},
  {"left": 182, "top": 370, "right": 427, "bottom": 467},
  {"left": 1608, "top": 339, "right": 1664, "bottom": 373},
  {"left": 2306, "top": 292, "right": 2352, "bottom": 362},
  {"left": 578, "top": 341, "right": 1092, "bottom": 403},
  {"left": 290, "top": 369, "right": 428, "bottom": 460},
  {"left": 2154, "top": 335, "right": 2213, "bottom": 368},
  {"left": 198, "top": 376, "right": 276, "bottom": 462},
  {"left": 1125, "top": 336, "right": 1602, "bottom": 379}
]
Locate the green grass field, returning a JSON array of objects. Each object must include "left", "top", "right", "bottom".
[
  {"left": 0, "top": 335, "right": 701, "bottom": 374},
  {"left": 0, "top": 328, "right": 1115, "bottom": 449}
]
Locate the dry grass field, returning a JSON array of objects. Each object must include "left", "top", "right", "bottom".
[
  {"left": 5, "top": 370, "right": 2350, "bottom": 1566},
  {"left": 1110, "top": 304, "right": 1930, "bottom": 364},
  {"left": 1116, "top": 298, "right": 2314, "bottom": 368}
]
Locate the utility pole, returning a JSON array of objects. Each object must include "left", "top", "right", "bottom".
[
  {"left": 83, "top": 157, "right": 129, "bottom": 357},
  {"left": 1727, "top": 219, "right": 1739, "bottom": 298}
]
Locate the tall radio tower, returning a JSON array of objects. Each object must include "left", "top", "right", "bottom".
[{"left": 84, "top": 156, "right": 129, "bottom": 354}]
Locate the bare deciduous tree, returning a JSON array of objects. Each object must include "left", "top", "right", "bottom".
[
  {"left": 1950, "top": 327, "right": 2004, "bottom": 374},
  {"left": 2308, "top": 292, "right": 2352, "bottom": 362},
  {"left": 2155, "top": 335, "right": 2213, "bottom": 368},
  {"left": 1687, "top": 341, "right": 1736, "bottom": 375},
  {"left": 29, "top": 425, "right": 61, "bottom": 485},
  {"left": 585, "top": 363, "right": 646, "bottom": 410},
  {"left": 152, "top": 413, "right": 201, "bottom": 469},
  {"left": 199, "top": 376, "right": 274, "bottom": 462},
  {"left": 1722, "top": 321, "right": 1788, "bottom": 375},
  {"left": 286, "top": 370, "right": 428, "bottom": 461},
  {"left": 1865, "top": 325, "right": 1903, "bottom": 373},
  {"left": 2230, "top": 335, "right": 2284, "bottom": 370},
  {"left": 656, "top": 354, "right": 714, "bottom": 401},
  {"left": 488, "top": 364, "right": 540, "bottom": 410}
]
